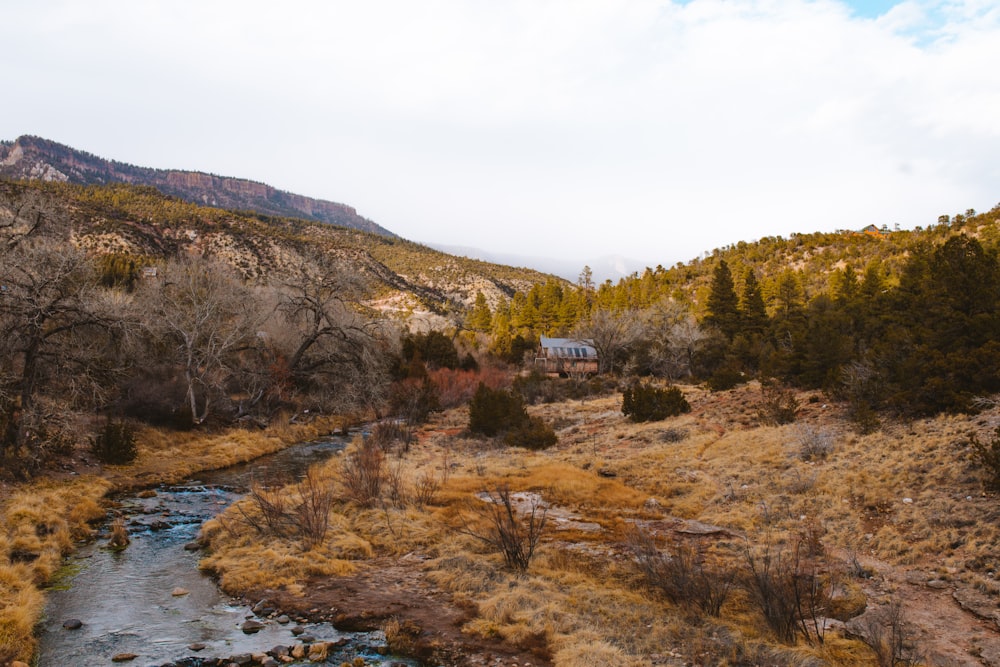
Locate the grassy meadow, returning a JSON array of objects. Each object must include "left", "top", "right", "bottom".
[{"left": 197, "top": 383, "right": 1000, "bottom": 666}]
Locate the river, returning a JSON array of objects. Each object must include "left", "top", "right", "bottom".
[{"left": 37, "top": 436, "right": 416, "bottom": 667}]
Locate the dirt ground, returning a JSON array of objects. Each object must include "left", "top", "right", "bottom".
[{"left": 251, "top": 553, "right": 551, "bottom": 667}]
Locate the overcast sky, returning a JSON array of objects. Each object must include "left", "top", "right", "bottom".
[{"left": 3, "top": 0, "right": 999, "bottom": 271}]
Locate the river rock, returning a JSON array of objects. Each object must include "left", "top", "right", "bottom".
[
  {"left": 241, "top": 619, "right": 266, "bottom": 633},
  {"left": 229, "top": 654, "right": 253, "bottom": 666},
  {"left": 298, "top": 634, "right": 316, "bottom": 643},
  {"left": 62, "top": 618, "right": 83, "bottom": 630},
  {"left": 111, "top": 653, "right": 138, "bottom": 662},
  {"left": 290, "top": 625, "right": 305, "bottom": 635},
  {"left": 252, "top": 598, "right": 273, "bottom": 615},
  {"left": 261, "top": 658, "right": 279, "bottom": 667},
  {"left": 188, "top": 642, "right": 207, "bottom": 651},
  {"left": 290, "top": 644, "right": 306, "bottom": 659},
  {"left": 183, "top": 541, "right": 202, "bottom": 551},
  {"left": 11, "top": 662, "right": 30, "bottom": 667},
  {"left": 148, "top": 519, "right": 172, "bottom": 531},
  {"left": 171, "top": 587, "right": 189, "bottom": 596},
  {"left": 268, "top": 645, "right": 290, "bottom": 657},
  {"left": 274, "top": 614, "right": 290, "bottom": 624}
]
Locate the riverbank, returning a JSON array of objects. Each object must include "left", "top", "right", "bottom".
[{"left": 0, "top": 415, "right": 339, "bottom": 666}]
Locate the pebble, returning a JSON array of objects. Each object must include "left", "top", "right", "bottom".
[
  {"left": 111, "top": 653, "right": 138, "bottom": 662},
  {"left": 62, "top": 618, "right": 83, "bottom": 630},
  {"left": 171, "top": 587, "right": 189, "bottom": 597}
]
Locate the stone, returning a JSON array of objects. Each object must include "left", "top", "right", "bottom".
[
  {"left": 188, "top": 642, "right": 207, "bottom": 651},
  {"left": 261, "top": 659, "right": 280, "bottom": 667},
  {"left": 298, "top": 634, "right": 316, "bottom": 643},
  {"left": 183, "top": 541, "right": 202, "bottom": 551},
  {"left": 171, "top": 587, "right": 189, "bottom": 597},
  {"left": 290, "top": 644, "right": 306, "bottom": 659},
  {"left": 229, "top": 654, "right": 253, "bottom": 666},
  {"left": 926, "top": 579, "right": 950, "bottom": 590},
  {"left": 62, "top": 618, "right": 83, "bottom": 630},
  {"left": 241, "top": 619, "right": 266, "bottom": 634},
  {"left": 268, "top": 645, "right": 290, "bottom": 657},
  {"left": 111, "top": 654, "right": 138, "bottom": 662},
  {"left": 11, "top": 661, "right": 30, "bottom": 667},
  {"left": 275, "top": 614, "right": 290, "bottom": 624},
  {"left": 290, "top": 625, "right": 305, "bottom": 636},
  {"left": 252, "top": 598, "right": 273, "bottom": 614}
]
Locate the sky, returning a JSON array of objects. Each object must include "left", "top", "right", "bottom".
[{"left": 3, "top": 0, "right": 1000, "bottom": 273}]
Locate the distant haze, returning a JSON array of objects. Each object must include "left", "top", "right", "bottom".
[
  {"left": 3, "top": 1, "right": 999, "bottom": 268},
  {"left": 429, "top": 243, "right": 647, "bottom": 284}
]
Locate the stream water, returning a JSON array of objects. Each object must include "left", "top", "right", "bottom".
[{"left": 37, "top": 436, "right": 416, "bottom": 667}]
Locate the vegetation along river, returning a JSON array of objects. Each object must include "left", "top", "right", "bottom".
[{"left": 37, "top": 435, "right": 416, "bottom": 667}]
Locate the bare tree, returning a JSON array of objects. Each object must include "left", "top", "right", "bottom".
[
  {"left": 139, "top": 256, "right": 264, "bottom": 426},
  {"left": 640, "top": 299, "right": 707, "bottom": 380},
  {"left": 0, "top": 241, "right": 122, "bottom": 457},
  {"left": 574, "top": 308, "right": 643, "bottom": 375},
  {"left": 272, "top": 253, "right": 391, "bottom": 414}
]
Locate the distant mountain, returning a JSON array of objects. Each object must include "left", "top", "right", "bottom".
[
  {"left": 0, "top": 135, "right": 393, "bottom": 237},
  {"left": 428, "top": 243, "right": 648, "bottom": 284},
  {"left": 0, "top": 179, "right": 556, "bottom": 321}
]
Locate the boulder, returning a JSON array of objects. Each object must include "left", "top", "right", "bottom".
[{"left": 241, "top": 619, "right": 266, "bottom": 634}]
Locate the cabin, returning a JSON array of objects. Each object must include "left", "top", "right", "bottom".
[
  {"left": 859, "top": 224, "right": 890, "bottom": 239},
  {"left": 535, "top": 336, "right": 599, "bottom": 377}
]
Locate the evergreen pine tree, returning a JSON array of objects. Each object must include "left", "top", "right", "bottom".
[{"left": 705, "top": 260, "right": 740, "bottom": 339}]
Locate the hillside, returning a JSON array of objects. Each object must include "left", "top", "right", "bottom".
[
  {"left": 0, "top": 179, "right": 555, "bottom": 317},
  {"left": 0, "top": 135, "right": 393, "bottom": 237}
]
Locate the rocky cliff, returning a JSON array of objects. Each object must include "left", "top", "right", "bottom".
[{"left": 0, "top": 135, "right": 394, "bottom": 237}]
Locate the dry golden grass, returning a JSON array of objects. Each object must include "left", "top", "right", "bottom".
[
  {"left": 0, "top": 476, "right": 110, "bottom": 663},
  {"left": 198, "top": 384, "right": 1000, "bottom": 665}
]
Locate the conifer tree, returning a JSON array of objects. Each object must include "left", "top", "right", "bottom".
[
  {"left": 740, "top": 269, "right": 768, "bottom": 334},
  {"left": 705, "top": 260, "right": 740, "bottom": 339},
  {"left": 467, "top": 291, "right": 493, "bottom": 332}
]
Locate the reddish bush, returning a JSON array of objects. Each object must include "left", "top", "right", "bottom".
[{"left": 426, "top": 367, "right": 509, "bottom": 409}]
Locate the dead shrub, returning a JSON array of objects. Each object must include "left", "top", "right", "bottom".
[
  {"left": 236, "top": 467, "right": 334, "bottom": 548},
  {"left": 853, "top": 599, "right": 921, "bottom": 667},
  {"left": 413, "top": 470, "right": 441, "bottom": 507},
  {"left": 794, "top": 424, "right": 835, "bottom": 461},
  {"left": 339, "top": 439, "right": 385, "bottom": 508},
  {"left": 757, "top": 381, "right": 799, "bottom": 425},
  {"left": 968, "top": 427, "right": 1000, "bottom": 491},
  {"left": 369, "top": 420, "right": 414, "bottom": 456},
  {"left": 741, "top": 535, "right": 831, "bottom": 645},
  {"left": 626, "top": 527, "right": 733, "bottom": 617},
  {"left": 459, "top": 485, "right": 547, "bottom": 572}
]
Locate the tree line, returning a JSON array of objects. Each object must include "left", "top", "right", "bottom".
[
  {"left": 0, "top": 186, "right": 393, "bottom": 475},
  {"left": 465, "top": 205, "right": 1000, "bottom": 426}
]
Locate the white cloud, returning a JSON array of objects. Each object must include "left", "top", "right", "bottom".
[{"left": 2, "top": 0, "right": 999, "bottom": 269}]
